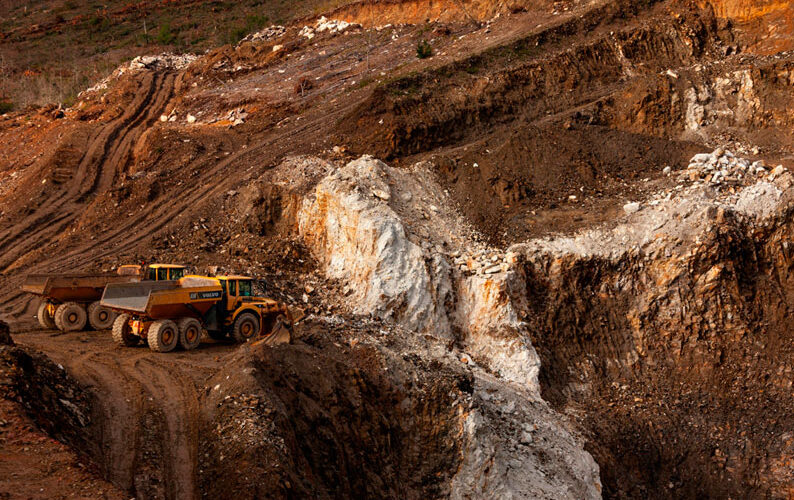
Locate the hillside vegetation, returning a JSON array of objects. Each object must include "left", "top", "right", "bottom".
[{"left": 0, "top": 0, "right": 342, "bottom": 110}]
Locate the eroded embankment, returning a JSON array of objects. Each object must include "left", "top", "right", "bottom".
[
  {"left": 338, "top": 0, "right": 727, "bottom": 159},
  {"left": 509, "top": 158, "right": 794, "bottom": 497}
]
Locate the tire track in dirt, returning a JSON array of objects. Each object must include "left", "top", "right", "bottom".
[
  {"left": 16, "top": 331, "right": 228, "bottom": 500},
  {"left": 32, "top": 96, "right": 358, "bottom": 276},
  {"left": 130, "top": 355, "right": 202, "bottom": 500},
  {"left": 77, "top": 354, "right": 147, "bottom": 491},
  {"left": 0, "top": 71, "right": 173, "bottom": 272},
  {"left": 0, "top": 71, "right": 157, "bottom": 255}
]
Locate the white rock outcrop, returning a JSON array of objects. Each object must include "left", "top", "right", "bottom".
[
  {"left": 298, "top": 156, "right": 454, "bottom": 335},
  {"left": 298, "top": 156, "right": 541, "bottom": 389}
]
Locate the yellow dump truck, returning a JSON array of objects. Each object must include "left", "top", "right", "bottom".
[
  {"left": 22, "top": 264, "right": 187, "bottom": 332},
  {"left": 101, "top": 275, "right": 292, "bottom": 352}
]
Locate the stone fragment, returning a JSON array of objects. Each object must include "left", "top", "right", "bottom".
[
  {"left": 623, "top": 202, "right": 641, "bottom": 215},
  {"left": 372, "top": 188, "right": 391, "bottom": 201}
]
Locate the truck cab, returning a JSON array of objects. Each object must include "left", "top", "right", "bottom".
[
  {"left": 117, "top": 263, "right": 187, "bottom": 281},
  {"left": 217, "top": 275, "right": 254, "bottom": 312},
  {"left": 147, "top": 264, "right": 187, "bottom": 281},
  {"left": 214, "top": 275, "right": 288, "bottom": 334}
]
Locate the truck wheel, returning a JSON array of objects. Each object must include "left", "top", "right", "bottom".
[
  {"left": 112, "top": 314, "right": 139, "bottom": 347},
  {"left": 54, "top": 302, "right": 87, "bottom": 332},
  {"left": 37, "top": 302, "right": 56, "bottom": 330},
  {"left": 231, "top": 313, "right": 259, "bottom": 343},
  {"left": 178, "top": 318, "right": 202, "bottom": 351},
  {"left": 148, "top": 320, "right": 178, "bottom": 353},
  {"left": 88, "top": 301, "right": 117, "bottom": 330}
]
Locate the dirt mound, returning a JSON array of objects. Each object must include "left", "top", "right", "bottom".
[{"left": 433, "top": 122, "right": 702, "bottom": 243}]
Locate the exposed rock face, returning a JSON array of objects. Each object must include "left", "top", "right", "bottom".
[
  {"left": 198, "top": 319, "right": 601, "bottom": 500},
  {"left": 506, "top": 155, "right": 794, "bottom": 497},
  {"left": 299, "top": 156, "right": 454, "bottom": 336},
  {"left": 0, "top": 341, "right": 96, "bottom": 460},
  {"left": 298, "top": 156, "right": 540, "bottom": 388}
]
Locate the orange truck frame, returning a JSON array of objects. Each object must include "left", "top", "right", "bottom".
[
  {"left": 101, "top": 275, "right": 293, "bottom": 352},
  {"left": 22, "top": 264, "right": 187, "bottom": 332}
]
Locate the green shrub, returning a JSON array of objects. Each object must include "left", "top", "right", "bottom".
[
  {"left": 246, "top": 14, "right": 269, "bottom": 31},
  {"left": 416, "top": 40, "right": 433, "bottom": 59},
  {"left": 0, "top": 101, "right": 13, "bottom": 114},
  {"left": 157, "top": 22, "right": 175, "bottom": 45}
]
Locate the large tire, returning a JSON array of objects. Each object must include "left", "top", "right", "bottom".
[
  {"left": 112, "top": 314, "right": 139, "bottom": 347},
  {"left": 88, "top": 301, "right": 117, "bottom": 330},
  {"left": 148, "top": 320, "right": 178, "bottom": 353},
  {"left": 231, "top": 313, "right": 259, "bottom": 343},
  {"left": 37, "top": 302, "right": 56, "bottom": 330},
  {"left": 54, "top": 302, "right": 87, "bottom": 332},
  {"left": 178, "top": 317, "right": 202, "bottom": 351}
]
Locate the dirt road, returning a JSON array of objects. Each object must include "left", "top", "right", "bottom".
[{"left": 16, "top": 328, "right": 232, "bottom": 500}]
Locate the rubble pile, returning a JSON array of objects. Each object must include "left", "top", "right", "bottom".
[
  {"left": 618, "top": 149, "right": 788, "bottom": 220},
  {"left": 300, "top": 16, "right": 360, "bottom": 40},
  {"left": 239, "top": 25, "right": 286, "bottom": 44},
  {"left": 128, "top": 54, "right": 198, "bottom": 71},
  {"left": 677, "top": 148, "right": 785, "bottom": 190},
  {"left": 79, "top": 53, "right": 198, "bottom": 98}
]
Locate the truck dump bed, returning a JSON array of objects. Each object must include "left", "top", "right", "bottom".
[
  {"left": 22, "top": 273, "right": 138, "bottom": 302},
  {"left": 101, "top": 277, "right": 223, "bottom": 319},
  {"left": 101, "top": 280, "right": 182, "bottom": 312}
]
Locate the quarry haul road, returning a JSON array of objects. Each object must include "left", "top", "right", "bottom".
[{"left": 16, "top": 328, "right": 234, "bottom": 500}]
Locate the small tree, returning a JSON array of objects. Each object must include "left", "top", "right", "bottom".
[{"left": 416, "top": 40, "right": 433, "bottom": 59}]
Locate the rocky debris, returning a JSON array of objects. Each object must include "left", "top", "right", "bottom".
[
  {"left": 676, "top": 148, "right": 785, "bottom": 190},
  {"left": 239, "top": 25, "right": 286, "bottom": 44},
  {"left": 226, "top": 108, "right": 249, "bottom": 127},
  {"left": 129, "top": 53, "right": 198, "bottom": 72},
  {"left": 519, "top": 151, "right": 792, "bottom": 261},
  {"left": 300, "top": 16, "right": 360, "bottom": 40}
]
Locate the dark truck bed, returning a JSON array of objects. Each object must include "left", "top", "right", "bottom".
[
  {"left": 100, "top": 280, "right": 183, "bottom": 313},
  {"left": 22, "top": 273, "right": 139, "bottom": 304}
]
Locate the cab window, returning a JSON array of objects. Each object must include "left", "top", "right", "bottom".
[
  {"left": 170, "top": 268, "right": 184, "bottom": 280},
  {"left": 157, "top": 268, "right": 169, "bottom": 281},
  {"left": 148, "top": 268, "right": 157, "bottom": 281},
  {"left": 228, "top": 280, "right": 237, "bottom": 296},
  {"left": 238, "top": 280, "right": 252, "bottom": 297}
]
